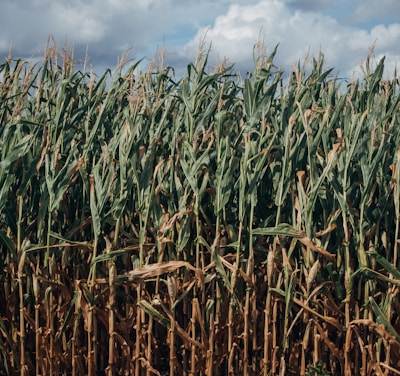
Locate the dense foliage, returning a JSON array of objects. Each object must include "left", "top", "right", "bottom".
[{"left": 1, "top": 44, "right": 400, "bottom": 375}]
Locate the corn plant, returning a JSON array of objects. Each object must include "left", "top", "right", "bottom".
[{"left": 0, "top": 42, "right": 400, "bottom": 375}]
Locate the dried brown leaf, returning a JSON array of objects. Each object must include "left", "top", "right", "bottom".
[{"left": 298, "top": 237, "right": 335, "bottom": 261}]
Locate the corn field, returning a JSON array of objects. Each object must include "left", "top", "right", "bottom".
[{"left": 1, "top": 43, "right": 400, "bottom": 376}]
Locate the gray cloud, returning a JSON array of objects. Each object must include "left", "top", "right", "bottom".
[
  {"left": 1, "top": 0, "right": 257, "bottom": 70},
  {"left": 286, "top": 0, "right": 335, "bottom": 12},
  {"left": 0, "top": 0, "right": 399, "bottom": 78},
  {"left": 351, "top": 0, "right": 400, "bottom": 23},
  {"left": 182, "top": 0, "right": 400, "bottom": 78}
]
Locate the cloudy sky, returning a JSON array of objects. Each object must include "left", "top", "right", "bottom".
[{"left": 1, "top": 0, "right": 399, "bottom": 79}]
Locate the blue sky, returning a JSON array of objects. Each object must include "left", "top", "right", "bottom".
[{"left": 1, "top": 0, "right": 399, "bottom": 79}]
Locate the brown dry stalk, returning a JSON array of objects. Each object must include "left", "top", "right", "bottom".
[
  {"left": 291, "top": 296, "right": 343, "bottom": 331},
  {"left": 312, "top": 319, "right": 344, "bottom": 372},
  {"left": 350, "top": 319, "right": 400, "bottom": 347}
]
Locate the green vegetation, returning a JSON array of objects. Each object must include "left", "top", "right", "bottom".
[{"left": 1, "top": 43, "right": 400, "bottom": 375}]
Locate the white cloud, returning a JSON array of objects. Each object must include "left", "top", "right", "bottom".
[
  {"left": 183, "top": 0, "right": 400, "bottom": 78},
  {"left": 50, "top": 3, "right": 108, "bottom": 43},
  {"left": 0, "top": 0, "right": 399, "bottom": 78}
]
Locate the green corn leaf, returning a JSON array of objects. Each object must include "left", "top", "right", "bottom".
[
  {"left": 0, "top": 229, "right": 17, "bottom": 262},
  {"left": 367, "top": 250, "right": 400, "bottom": 279},
  {"left": 369, "top": 296, "right": 400, "bottom": 343},
  {"left": 0, "top": 133, "right": 34, "bottom": 170},
  {"left": 139, "top": 299, "right": 170, "bottom": 328},
  {"left": 253, "top": 223, "right": 306, "bottom": 238},
  {"left": 211, "top": 242, "right": 232, "bottom": 292}
]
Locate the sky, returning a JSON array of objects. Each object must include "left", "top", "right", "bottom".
[{"left": 1, "top": 0, "right": 400, "bottom": 80}]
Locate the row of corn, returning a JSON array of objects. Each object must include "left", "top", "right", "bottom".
[{"left": 0, "top": 44, "right": 400, "bottom": 375}]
